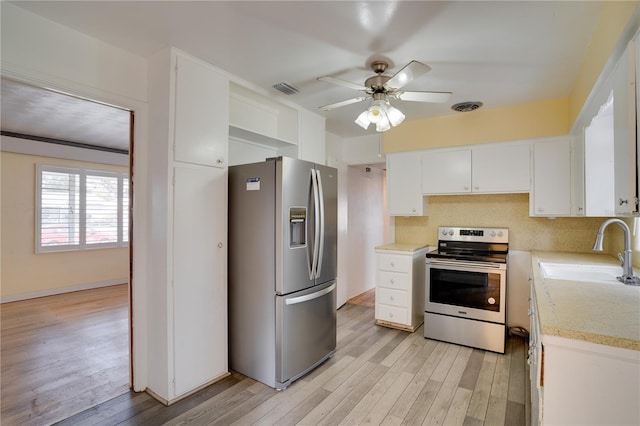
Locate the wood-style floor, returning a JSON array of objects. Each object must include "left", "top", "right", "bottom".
[
  {"left": 0, "top": 284, "right": 130, "bottom": 425},
  {"left": 0, "top": 290, "right": 530, "bottom": 425},
  {"left": 55, "top": 290, "right": 530, "bottom": 426}
]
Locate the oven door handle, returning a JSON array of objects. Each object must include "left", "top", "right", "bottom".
[{"left": 427, "top": 260, "right": 506, "bottom": 270}]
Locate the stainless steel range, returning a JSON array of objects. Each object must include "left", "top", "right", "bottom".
[{"left": 424, "top": 226, "right": 508, "bottom": 353}]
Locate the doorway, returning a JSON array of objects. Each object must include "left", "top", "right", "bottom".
[{"left": 0, "top": 78, "right": 134, "bottom": 424}]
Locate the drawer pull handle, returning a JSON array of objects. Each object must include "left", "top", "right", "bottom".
[
  {"left": 390, "top": 296, "right": 394, "bottom": 301},
  {"left": 389, "top": 313, "right": 394, "bottom": 318},
  {"left": 390, "top": 279, "right": 395, "bottom": 284},
  {"left": 390, "top": 262, "right": 395, "bottom": 267}
]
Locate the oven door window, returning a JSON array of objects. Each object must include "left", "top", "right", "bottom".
[{"left": 430, "top": 268, "right": 501, "bottom": 312}]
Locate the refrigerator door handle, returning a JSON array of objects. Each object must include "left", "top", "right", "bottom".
[
  {"left": 285, "top": 282, "right": 336, "bottom": 305},
  {"left": 315, "top": 169, "right": 325, "bottom": 279},
  {"left": 310, "top": 168, "right": 321, "bottom": 280}
]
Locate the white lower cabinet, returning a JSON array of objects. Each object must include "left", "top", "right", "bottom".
[
  {"left": 374, "top": 244, "right": 429, "bottom": 332},
  {"left": 530, "top": 281, "right": 640, "bottom": 425}
]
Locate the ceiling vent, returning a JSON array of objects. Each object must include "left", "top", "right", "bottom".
[
  {"left": 272, "top": 82, "right": 299, "bottom": 95},
  {"left": 451, "top": 101, "right": 483, "bottom": 112}
]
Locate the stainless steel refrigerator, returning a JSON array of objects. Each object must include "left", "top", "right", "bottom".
[{"left": 228, "top": 156, "right": 337, "bottom": 389}]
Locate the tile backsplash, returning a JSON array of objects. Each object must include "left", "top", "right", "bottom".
[{"left": 394, "top": 193, "right": 628, "bottom": 256}]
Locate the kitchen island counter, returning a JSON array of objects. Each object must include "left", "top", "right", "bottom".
[{"left": 531, "top": 250, "right": 640, "bottom": 351}]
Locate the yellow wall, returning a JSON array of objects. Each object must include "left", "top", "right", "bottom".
[
  {"left": 1, "top": 151, "right": 129, "bottom": 299},
  {"left": 384, "top": 98, "right": 569, "bottom": 153}
]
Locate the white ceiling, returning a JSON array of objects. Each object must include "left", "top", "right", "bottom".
[{"left": 2, "top": 1, "right": 608, "bottom": 151}]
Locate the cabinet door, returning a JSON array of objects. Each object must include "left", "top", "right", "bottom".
[
  {"left": 472, "top": 144, "right": 530, "bottom": 193},
  {"left": 174, "top": 54, "right": 229, "bottom": 168},
  {"left": 173, "top": 165, "right": 227, "bottom": 396},
  {"left": 387, "top": 152, "right": 426, "bottom": 216},
  {"left": 531, "top": 139, "right": 571, "bottom": 216},
  {"left": 421, "top": 149, "right": 471, "bottom": 194},
  {"left": 612, "top": 42, "right": 638, "bottom": 215}
]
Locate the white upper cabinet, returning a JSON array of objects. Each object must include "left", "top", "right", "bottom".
[
  {"left": 570, "top": 136, "right": 586, "bottom": 216},
  {"left": 387, "top": 152, "right": 428, "bottom": 216},
  {"left": 421, "top": 149, "right": 472, "bottom": 194},
  {"left": 174, "top": 54, "right": 229, "bottom": 168},
  {"left": 612, "top": 40, "right": 638, "bottom": 215},
  {"left": 530, "top": 137, "right": 572, "bottom": 216},
  {"left": 472, "top": 143, "right": 530, "bottom": 193},
  {"left": 579, "top": 38, "right": 638, "bottom": 216},
  {"left": 421, "top": 141, "right": 530, "bottom": 195}
]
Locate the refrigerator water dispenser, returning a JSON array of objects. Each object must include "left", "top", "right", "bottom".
[{"left": 289, "top": 207, "right": 306, "bottom": 247}]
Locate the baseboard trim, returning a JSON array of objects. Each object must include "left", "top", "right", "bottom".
[{"left": 1, "top": 278, "right": 128, "bottom": 303}]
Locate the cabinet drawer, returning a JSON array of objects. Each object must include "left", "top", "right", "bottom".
[
  {"left": 378, "top": 271, "right": 410, "bottom": 291},
  {"left": 378, "top": 254, "right": 411, "bottom": 272},
  {"left": 375, "top": 304, "right": 408, "bottom": 325},
  {"left": 377, "top": 288, "right": 408, "bottom": 308}
]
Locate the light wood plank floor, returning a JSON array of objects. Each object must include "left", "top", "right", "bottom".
[
  {"left": 55, "top": 301, "right": 530, "bottom": 426},
  {"left": 0, "top": 284, "right": 130, "bottom": 425},
  {"left": 347, "top": 288, "right": 375, "bottom": 308}
]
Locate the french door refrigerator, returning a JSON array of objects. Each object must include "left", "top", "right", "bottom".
[{"left": 228, "top": 156, "right": 337, "bottom": 389}]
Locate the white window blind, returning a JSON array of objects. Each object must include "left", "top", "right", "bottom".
[{"left": 36, "top": 165, "right": 129, "bottom": 253}]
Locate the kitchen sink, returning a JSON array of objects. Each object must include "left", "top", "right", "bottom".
[{"left": 539, "top": 262, "right": 623, "bottom": 284}]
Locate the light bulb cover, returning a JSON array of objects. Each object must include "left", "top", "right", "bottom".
[
  {"left": 386, "top": 105, "right": 405, "bottom": 127},
  {"left": 375, "top": 115, "right": 391, "bottom": 132},
  {"left": 355, "top": 110, "right": 371, "bottom": 129},
  {"left": 367, "top": 102, "right": 385, "bottom": 123}
]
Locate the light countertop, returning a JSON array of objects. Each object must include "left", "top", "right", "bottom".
[
  {"left": 375, "top": 243, "right": 432, "bottom": 253},
  {"left": 531, "top": 251, "right": 640, "bottom": 351}
]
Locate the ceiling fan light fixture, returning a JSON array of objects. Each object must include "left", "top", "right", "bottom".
[{"left": 355, "top": 110, "right": 371, "bottom": 129}]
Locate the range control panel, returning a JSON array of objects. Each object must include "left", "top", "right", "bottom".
[{"left": 438, "top": 226, "right": 509, "bottom": 243}]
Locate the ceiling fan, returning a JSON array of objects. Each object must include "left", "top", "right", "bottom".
[{"left": 318, "top": 60, "right": 452, "bottom": 132}]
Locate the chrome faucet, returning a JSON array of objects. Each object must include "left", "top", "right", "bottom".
[{"left": 592, "top": 218, "right": 640, "bottom": 286}]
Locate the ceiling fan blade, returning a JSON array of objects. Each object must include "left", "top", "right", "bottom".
[
  {"left": 319, "top": 96, "right": 368, "bottom": 111},
  {"left": 385, "top": 61, "right": 431, "bottom": 90},
  {"left": 395, "top": 91, "right": 452, "bottom": 103},
  {"left": 318, "top": 76, "right": 367, "bottom": 91}
]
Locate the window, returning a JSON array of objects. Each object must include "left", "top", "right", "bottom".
[{"left": 36, "top": 165, "right": 129, "bottom": 253}]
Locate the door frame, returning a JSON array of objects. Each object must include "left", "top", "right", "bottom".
[{"left": 1, "top": 67, "right": 150, "bottom": 392}]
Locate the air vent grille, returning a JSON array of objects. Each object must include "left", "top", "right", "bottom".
[
  {"left": 272, "top": 82, "right": 299, "bottom": 95},
  {"left": 451, "top": 101, "right": 483, "bottom": 112}
]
